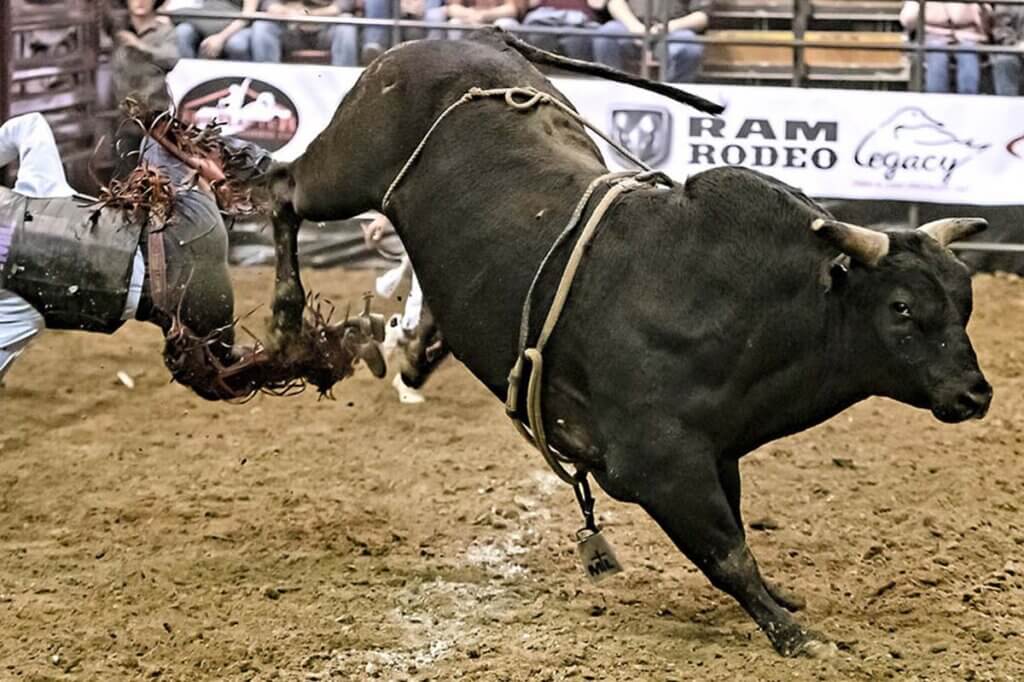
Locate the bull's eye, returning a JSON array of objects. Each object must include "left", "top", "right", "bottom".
[{"left": 891, "top": 301, "right": 911, "bottom": 318}]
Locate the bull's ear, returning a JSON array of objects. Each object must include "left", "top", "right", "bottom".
[
  {"left": 918, "top": 217, "right": 987, "bottom": 248},
  {"left": 811, "top": 218, "right": 890, "bottom": 267},
  {"left": 819, "top": 254, "right": 850, "bottom": 293}
]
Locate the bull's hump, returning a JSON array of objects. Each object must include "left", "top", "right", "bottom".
[{"left": 376, "top": 33, "right": 550, "bottom": 95}]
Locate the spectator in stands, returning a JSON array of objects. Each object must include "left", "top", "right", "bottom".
[
  {"left": 173, "top": 0, "right": 258, "bottom": 60},
  {"left": 105, "top": 0, "right": 180, "bottom": 177},
  {"left": 251, "top": 0, "right": 359, "bottom": 66},
  {"left": 501, "top": 0, "right": 606, "bottom": 60},
  {"left": 107, "top": 0, "right": 179, "bottom": 110},
  {"left": 899, "top": 1, "right": 991, "bottom": 94},
  {"left": 594, "top": 0, "right": 709, "bottom": 82},
  {"left": 360, "top": 0, "right": 447, "bottom": 64},
  {"left": 432, "top": 0, "right": 523, "bottom": 39},
  {"left": 990, "top": 2, "right": 1024, "bottom": 96}
]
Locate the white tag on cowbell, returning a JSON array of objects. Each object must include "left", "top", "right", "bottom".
[{"left": 576, "top": 528, "right": 623, "bottom": 583}]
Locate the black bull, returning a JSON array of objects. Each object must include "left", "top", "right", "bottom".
[{"left": 266, "top": 30, "right": 994, "bottom": 656}]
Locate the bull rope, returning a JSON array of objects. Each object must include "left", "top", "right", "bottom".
[
  {"left": 505, "top": 169, "right": 670, "bottom": 485},
  {"left": 382, "top": 86, "right": 654, "bottom": 211},
  {"left": 380, "top": 85, "right": 674, "bottom": 488}
]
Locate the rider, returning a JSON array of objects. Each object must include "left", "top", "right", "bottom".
[{"left": 0, "top": 111, "right": 270, "bottom": 396}]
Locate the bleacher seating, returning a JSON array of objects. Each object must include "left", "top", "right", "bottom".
[
  {"left": 709, "top": 0, "right": 904, "bottom": 25},
  {"left": 285, "top": 49, "right": 332, "bottom": 65},
  {"left": 1, "top": 0, "right": 928, "bottom": 181},
  {"left": 698, "top": 0, "right": 908, "bottom": 87},
  {"left": 812, "top": 0, "right": 902, "bottom": 22},
  {"left": 700, "top": 30, "right": 908, "bottom": 83}
]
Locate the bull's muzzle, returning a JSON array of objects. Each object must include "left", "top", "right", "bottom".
[{"left": 932, "top": 374, "right": 993, "bottom": 423}]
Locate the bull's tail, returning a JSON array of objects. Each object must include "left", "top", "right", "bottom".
[{"left": 495, "top": 28, "right": 724, "bottom": 115}]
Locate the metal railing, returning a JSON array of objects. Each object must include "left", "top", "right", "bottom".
[
  {"left": 0, "top": 1, "right": 10, "bottom": 122},
  {"left": 163, "top": 0, "right": 1024, "bottom": 88},
  {"left": 161, "top": 3, "right": 1024, "bottom": 252}
]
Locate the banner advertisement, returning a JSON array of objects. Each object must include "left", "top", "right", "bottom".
[{"left": 167, "top": 60, "right": 1024, "bottom": 206}]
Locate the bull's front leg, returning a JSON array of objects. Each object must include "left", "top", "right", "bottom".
[
  {"left": 718, "top": 458, "right": 806, "bottom": 613},
  {"left": 270, "top": 198, "right": 306, "bottom": 339},
  {"left": 605, "top": 438, "right": 833, "bottom": 657}
]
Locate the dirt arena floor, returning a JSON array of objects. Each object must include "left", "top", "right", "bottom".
[{"left": 2, "top": 267, "right": 1023, "bottom": 681}]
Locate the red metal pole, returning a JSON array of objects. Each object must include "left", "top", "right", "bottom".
[{"left": 0, "top": 0, "right": 11, "bottom": 122}]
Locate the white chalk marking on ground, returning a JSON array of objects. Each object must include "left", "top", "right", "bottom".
[
  {"left": 334, "top": 579, "right": 507, "bottom": 676},
  {"left": 465, "top": 532, "right": 530, "bottom": 579},
  {"left": 322, "top": 469, "right": 572, "bottom": 675},
  {"left": 529, "top": 469, "right": 563, "bottom": 498}
]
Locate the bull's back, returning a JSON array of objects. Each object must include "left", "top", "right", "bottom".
[
  {"left": 290, "top": 34, "right": 599, "bottom": 220},
  {"left": 288, "top": 34, "right": 611, "bottom": 397}
]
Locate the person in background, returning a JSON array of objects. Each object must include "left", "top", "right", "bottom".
[
  {"left": 433, "top": 0, "right": 523, "bottom": 39},
  {"left": 593, "top": 0, "right": 709, "bottom": 82},
  {"left": 501, "top": 0, "right": 606, "bottom": 60},
  {"left": 104, "top": 0, "right": 180, "bottom": 177},
  {"left": 108, "top": 0, "right": 179, "bottom": 108},
  {"left": 899, "top": 1, "right": 991, "bottom": 94},
  {"left": 360, "top": 0, "right": 448, "bottom": 64},
  {"left": 251, "top": 0, "right": 360, "bottom": 66},
  {"left": 362, "top": 214, "right": 431, "bottom": 405},
  {"left": 990, "top": 1, "right": 1024, "bottom": 96},
  {"left": 173, "top": 0, "right": 259, "bottom": 60}
]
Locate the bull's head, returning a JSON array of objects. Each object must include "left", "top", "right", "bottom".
[{"left": 812, "top": 217, "right": 993, "bottom": 423}]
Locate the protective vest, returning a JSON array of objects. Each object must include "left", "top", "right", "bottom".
[{"left": 0, "top": 186, "right": 143, "bottom": 333}]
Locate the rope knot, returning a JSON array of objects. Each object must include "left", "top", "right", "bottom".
[
  {"left": 383, "top": 83, "right": 656, "bottom": 217},
  {"left": 504, "top": 87, "right": 550, "bottom": 110}
]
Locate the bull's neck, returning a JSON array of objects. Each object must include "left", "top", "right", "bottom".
[
  {"left": 726, "top": 259, "right": 873, "bottom": 456},
  {"left": 810, "top": 284, "right": 875, "bottom": 419}
]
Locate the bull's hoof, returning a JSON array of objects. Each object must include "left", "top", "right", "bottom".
[
  {"left": 771, "top": 626, "right": 837, "bottom": 658},
  {"left": 764, "top": 579, "right": 807, "bottom": 612}
]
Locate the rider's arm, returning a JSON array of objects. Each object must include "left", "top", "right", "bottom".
[{"left": 0, "top": 114, "right": 75, "bottom": 198}]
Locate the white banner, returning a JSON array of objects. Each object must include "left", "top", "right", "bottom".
[{"left": 167, "top": 59, "right": 1024, "bottom": 205}]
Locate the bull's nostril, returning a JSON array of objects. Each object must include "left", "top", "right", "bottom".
[
  {"left": 971, "top": 379, "right": 992, "bottom": 399},
  {"left": 965, "top": 374, "right": 992, "bottom": 397},
  {"left": 957, "top": 381, "right": 992, "bottom": 418}
]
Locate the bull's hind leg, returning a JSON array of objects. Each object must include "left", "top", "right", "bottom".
[
  {"left": 397, "top": 312, "right": 449, "bottom": 390},
  {"left": 264, "top": 161, "right": 307, "bottom": 337},
  {"left": 608, "top": 442, "right": 832, "bottom": 657},
  {"left": 719, "top": 459, "right": 806, "bottom": 613},
  {"left": 263, "top": 163, "right": 307, "bottom": 339},
  {"left": 270, "top": 197, "right": 306, "bottom": 339}
]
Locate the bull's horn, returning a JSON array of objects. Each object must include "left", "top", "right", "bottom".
[
  {"left": 918, "top": 217, "right": 988, "bottom": 247},
  {"left": 810, "top": 218, "right": 890, "bottom": 267}
]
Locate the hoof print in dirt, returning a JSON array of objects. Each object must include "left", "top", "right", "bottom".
[
  {"left": 799, "top": 637, "right": 839, "bottom": 659},
  {"left": 774, "top": 627, "right": 837, "bottom": 659}
]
